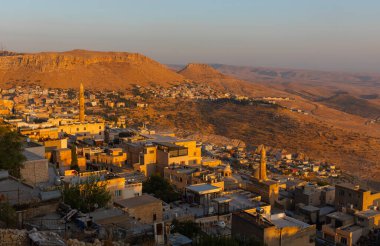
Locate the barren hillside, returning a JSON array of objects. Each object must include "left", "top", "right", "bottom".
[
  {"left": 0, "top": 50, "right": 184, "bottom": 89},
  {"left": 213, "top": 64, "right": 380, "bottom": 120},
  {"left": 127, "top": 98, "right": 380, "bottom": 190},
  {"left": 178, "top": 63, "right": 287, "bottom": 97}
]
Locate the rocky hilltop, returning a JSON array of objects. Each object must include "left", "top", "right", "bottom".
[
  {"left": 178, "top": 63, "right": 228, "bottom": 80},
  {"left": 0, "top": 50, "right": 184, "bottom": 89}
]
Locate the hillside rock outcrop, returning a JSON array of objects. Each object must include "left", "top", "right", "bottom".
[{"left": 0, "top": 50, "right": 184, "bottom": 89}]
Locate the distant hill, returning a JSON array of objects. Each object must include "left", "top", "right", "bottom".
[
  {"left": 178, "top": 63, "right": 228, "bottom": 80},
  {"left": 177, "top": 63, "right": 286, "bottom": 97},
  {"left": 211, "top": 64, "right": 380, "bottom": 119},
  {"left": 0, "top": 50, "right": 184, "bottom": 89},
  {"left": 211, "top": 64, "right": 380, "bottom": 86},
  {"left": 318, "top": 93, "right": 380, "bottom": 119}
]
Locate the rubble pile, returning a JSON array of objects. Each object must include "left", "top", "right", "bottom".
[{"left": 0, "top": 229, "right": 29, "bottom": 246}]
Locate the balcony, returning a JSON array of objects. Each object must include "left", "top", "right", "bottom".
[{"left": 322, "top": 224, "right": 336, "bottom": 238}]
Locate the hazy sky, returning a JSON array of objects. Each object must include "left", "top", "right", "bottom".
[{"left": 1, "top": 0, "right": 380, "bottom": 72}]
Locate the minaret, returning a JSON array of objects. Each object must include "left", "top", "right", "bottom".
[
  {"left": 253, "top": 145, "right": 267, "bottom": 180},
  {"left": 79, "top": 83, "right": 85, "bottom": 122},
  {"left": 260, "top": 146, "right": 267, "bottom": 180}
]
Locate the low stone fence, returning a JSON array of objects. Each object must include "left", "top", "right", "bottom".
[
  {"left": 0, "top": 229, "right": 131, "bottom": 246},
  {"left": 66, "top": 239, "right": 128, "bottom": 246},
  {"left": 0, "top": 229, "right": 29, "bottom": 246}
]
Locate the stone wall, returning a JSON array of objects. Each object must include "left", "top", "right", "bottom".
[
  {"left": 127, "top": 202, "right": 163, "bottom": 224},
  {"left": 22, "top": 201, "right": 60, "bottom": 220},
  {"left": 281, "top": 225, "right": 316, "bottom": 246},
  {"left": 20, "top": 159, "right": 49, "bottom": 185},
  {"left": 0, "top": 229, "right": 29, "bottom": 246}
]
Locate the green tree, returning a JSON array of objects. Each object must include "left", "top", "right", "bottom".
[
  {"left": 171, "top": 219, "right": 201, "bottom": 239},
  {"left": 142, "top": 174, "right": 180, "bottom": 203},
  {"left": 63, "top": 176, "right": 111, "bottom": 212},
  {"left": 70, "top": 144, "right": 79, "bottom": 171},
  {"left": 0, "top": 202, "right": 17, "bottom": 227},
  {"left": 317, "top": 180, "right": 330, "bottom": 186},
  {"left": 0, "top": 126, "right": 25, "bottom": 178}
]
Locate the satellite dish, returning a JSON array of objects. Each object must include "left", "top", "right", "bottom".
[{"left": 54, "top": 177, "right": 62, "bottom": 186}]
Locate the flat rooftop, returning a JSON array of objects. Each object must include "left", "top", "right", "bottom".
[
  {"left": 141, "top": 133, "right": 181, "bottom": 142},
  {"left": 301, "top": 205, "right": 320, "bottom": 213},
  {"left": 24, "top": 141, "right": 43, "bottom": 148},
  {"left": 23, "top": 150, "right": 45, "bottom": 161},
  {"left": 327, "top": 211, "right": 354, "bottom": 221},
  {"left": 233, "top": 211, "right": 273, "bottom": 228},
  {"left": 340, "top": 224, "right": 362, "bottom": 232},
  {"left": 213, "top": 197, "right": 232, "bottom": 203},
  {"left": 271, "top": 213, "right": 311, "bottom": 229},
  {"left": 108, "top": 128, "right": 135, "bottom": 133},
  {"left": 0, "top": 177, "right": 40, "bottom": 205},
  {"left": 336, "top": 183, "right": 368, "bottom": 192},
  {"left": 186, "top": 183, "right": 221, "bottom": 195},
  {"left": 114, "top": 194, "right": 162, "bottom": 208},
  {"left": 226, "top": 191, "right": 265, "bottom": 211},
  {"left": 261, "top": 179, "right": 279, "bottom": 186},
  {"left": 89, "top": 207, "right": 125, "bottom": 222},
  {"left": 155, "top": 141, "right": 188, "bottom": 150},
  {"left": 168, "top": 167, "right": 197, "bottom": 175},
  {"left": 356, "top": 209, "right": 380, "bottom": 218},
  {"left": 319, "top": 206, "right": 336, "bottom": 216}
]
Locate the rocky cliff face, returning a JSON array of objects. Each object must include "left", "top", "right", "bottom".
[
  {"left": 0, "top": 50, "right": 163, "bottom": 71},
  {"left": 0, "top": 50, "right": 184, "bottom": 89}
]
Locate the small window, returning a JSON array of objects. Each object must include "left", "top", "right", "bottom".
[
  {"left": 99, "top": 126, "right": 102, "bottom": 129},
  {"left": 84, "top": 127, "right": 86, "bottom": 130},
  {"left": 149, "top": 150, "right": 155, "bottom": 154},
  {"left": 340, "top": 237, "right": 347, "bottom": 245},
  {"left": 76, "top": 128, "right": 79, "bottom": 131},
  {"left": 153, "top": 213, "right": 157, "bottom": 221},
  {"left": 114, "top": 190, "right": 122, "bottom": 197}
]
